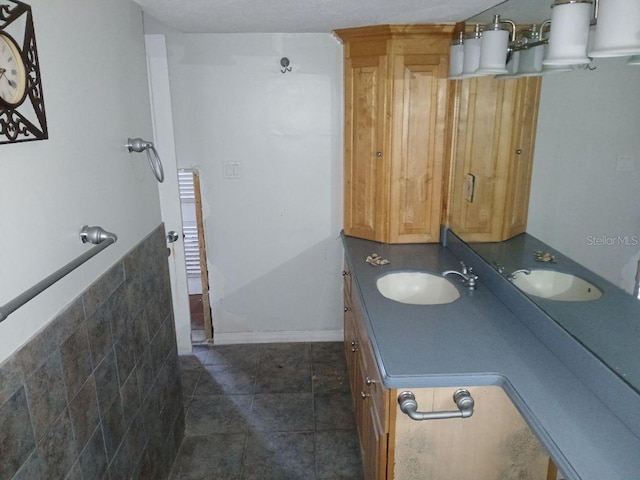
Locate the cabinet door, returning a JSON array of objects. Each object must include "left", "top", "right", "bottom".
[
  {"left": 446, "top": 76, "right": 541, "bottom": 242},
  {"left": 355, "top": 333, "right": 388, "bottom": 480},
  {"left": 392, "top": 386, "right": 550, "bottom": 479},
  {"left": 343, "top": 264, "right": 358, "bottom": 402},
  {"left": 447, "top": 76, "right": 514, "bottom": 241},
  {"left": 344, "top": 54, "right": 388, "bottom": 242},
  {"left": 389, "top": 53, "right": 448, "bottom": 244},
  {"left": 502, "top": 76, "right": 541, "bottom": 239}
]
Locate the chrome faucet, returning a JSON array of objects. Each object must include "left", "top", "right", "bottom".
[
  {"left": 443, "top": 261, "right": 478, "bottom": 290},
  {"left": 509, "top": 268, "right": 531, "bottom": 279}
]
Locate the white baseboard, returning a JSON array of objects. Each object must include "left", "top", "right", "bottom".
[{"left": 212, "top": 329, "right": 344, "bottom": 345}]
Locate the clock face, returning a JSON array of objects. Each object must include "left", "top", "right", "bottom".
[{"left": 0, "top": 33, "right": 27, "bottom": 106}]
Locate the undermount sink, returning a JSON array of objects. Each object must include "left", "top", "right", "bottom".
[
  {"left": 510, "top": 269, "right": 602, "bottom": 302},
  {"left": 376, "top": 271, "right": 460, "bottom": 305}
]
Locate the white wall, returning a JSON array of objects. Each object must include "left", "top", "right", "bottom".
[
  {"left": 529, "top": 58, "right": 640, "bottom": 293},
  {"left": 0, "top": 0, "right": 159, "bottom": 363},
  {"left": 153, "top": 31, "right": 344, "bottom": 342}
]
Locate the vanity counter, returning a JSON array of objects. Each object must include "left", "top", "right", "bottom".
[{"left": 342, "top": 233, "right": 640, "bottom": 480}]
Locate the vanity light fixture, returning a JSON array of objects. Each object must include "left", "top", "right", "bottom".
[
  {"left": 475, "top": 15, "right": 514, "bottom": 75},
  {"left": 543, "top": 0, "right": 592, "bottom": 67},
  {"left": 449, "top": 31, "right": 465, "bottom": 77},
  {"left": 461, "top": 24, "right": 483, "bottom": 77},
  {"left": 589, "top": 0, "right": 640, "bottom": 58},
  {"left": 449, "top": 0, "right": 640, "bottom": 79}
]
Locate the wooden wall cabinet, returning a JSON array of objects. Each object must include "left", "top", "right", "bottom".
[
  {"left": 445, "top": 75, "right": 541, "bottom": 242},
  {"left": 335, "top": 25, "right": 454, "bottom": 244},
  {"left": 343, "top": 260, "right": 555, "bottom": 479}
]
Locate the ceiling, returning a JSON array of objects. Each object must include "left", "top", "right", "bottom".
[{"left": 133, "top": 0, "right": 521, "bottom": 34}]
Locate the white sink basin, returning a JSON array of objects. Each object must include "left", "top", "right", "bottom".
[
  {"left": 510, "top": 270, "right": 602, "bottom": 302},
  {"left": 376, "top": 271, "right": 460, "bottom": 305}
]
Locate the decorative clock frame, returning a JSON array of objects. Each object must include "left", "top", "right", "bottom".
[{"left": 0, "top": 0, "right": 47, "bottom": 144}]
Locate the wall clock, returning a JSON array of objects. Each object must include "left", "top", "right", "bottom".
[{"left": 0, "top": 0, "right": 47, "bottom": 144}]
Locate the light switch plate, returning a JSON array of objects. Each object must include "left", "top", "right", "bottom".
[{"left": 223, "top": 161, "right": 242, "bottom": 179}]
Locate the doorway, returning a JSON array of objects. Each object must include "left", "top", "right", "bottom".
[{"left": 178, "top": 168, "right": 213, "bottom": 344}]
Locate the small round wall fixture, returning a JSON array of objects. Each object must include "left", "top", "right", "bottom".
[{"left": 280, "top": 57, "right": 292, "bottom": 73}]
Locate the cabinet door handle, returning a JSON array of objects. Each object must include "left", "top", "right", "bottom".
[
  {"left": 342, "top": 270, "right": 350, "bottom": 276},
  {"left": 344, "top": 307, "right": 349, "bottom": 312},
  {"left": 376, "top": 151, "right": 382, "bottom": 157},
  {"left": 365, "top": 376, "right": 376, "bottom": 386},
  {"left": 397, "top": 389, "right": 475, "bottom": 421},
  {"left": 351, "top": 340, "right": 358, "bottom": 352},
  {"left": 360, "top": 391, "right": 370, "bottom": 399},
  {"left": 515, "top": 149, "right": 522, "bottom": 155}
]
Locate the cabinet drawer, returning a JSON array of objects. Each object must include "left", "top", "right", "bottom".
[{"left": 359, "top": 334, "right": 389, "bottom": 432}]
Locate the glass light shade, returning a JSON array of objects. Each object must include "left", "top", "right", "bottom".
[
  {"left": 519, "top": 44, "right": 545, "bottom": 73},
  {"left": 507, "top": 50, "right": 520, "bottom": 74},
  {"left": 462, "top": 37, "right": 482, "bottom": 74},
  {"left": 543, "top": 0, "right": 593, "bottom": 66},
  {"left": 477, "top": 29, "right": 510, "bottom": 74},
  {"left": 449, "top": 32, "right": 465, "bottom": 78},
  {"left": 449, "top": 44, "right": 465, "bottom": 77},
  {"left": 628, "top": 55, "right": 640, "bottom": 65},
  {"left": 589, "top": 0, "right": 640, "bottom": 57}
]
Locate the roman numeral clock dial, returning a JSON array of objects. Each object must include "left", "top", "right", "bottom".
[{"left": 0, "top": 33, "right": 26, "bottom": 106}]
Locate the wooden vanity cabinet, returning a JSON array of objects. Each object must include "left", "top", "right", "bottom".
[
  {"left": 343, "top": 260, "right": 555, "bottom": 479},
  {"left": 445, "top": 75, "right": 541, "bottom": 242},
  {"left": 335, "top": 25, "right": 454, "bottom": 244},
  {"left": 343, "top": 262, "right": 389, "bottom": 480}
]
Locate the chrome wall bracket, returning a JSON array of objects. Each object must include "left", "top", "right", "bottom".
[{"left": 398, "top": 389, "right": 475, "bottom": 421}]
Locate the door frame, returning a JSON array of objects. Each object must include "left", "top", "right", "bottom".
[{"left": 145, "top": 34, "right": 191, "bottom": 354}]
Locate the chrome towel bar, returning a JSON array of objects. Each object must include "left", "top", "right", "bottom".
[{"left": 0, "top": 226, "right": 117, "bottom": 323}]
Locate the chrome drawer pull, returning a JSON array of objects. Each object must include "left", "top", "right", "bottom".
[{"left": 397, "top": 389, "right": 474, "bottom": 421}]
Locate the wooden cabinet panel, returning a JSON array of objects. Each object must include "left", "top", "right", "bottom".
[
  {"left": 389, "top": 54, "right": 448, "bottom": 243},
  {"left": 337, "top": 25, "right": 454, "bottom": 244},
  {"left": 344, "top": 55, "right": 388, "bottom": 242},
  {"left": 446, "top": 76, "right": 541, "bottom": 242},
  {"left": 502, "top": 77, "right": 541, "bottom": 239},
  {"left": 391, "top": 386, "right": 551, "bottom": 480},
  {"left": 343, "top": 257, "right": 389, "bottom": 480}
]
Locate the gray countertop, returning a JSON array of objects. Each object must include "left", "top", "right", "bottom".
[{"left": 342, "top": 233, "right": 640, "bottom": 480}]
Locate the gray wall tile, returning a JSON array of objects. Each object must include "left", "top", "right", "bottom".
[
  {"left": 10, "top": 450, "right": 42, "bottom": 480},
  {"left": 79, "top": 425, "right": 109, "bottom": 480},
  {"left": 0, "top": 356, "right": 22, "bottom": 405},
  {"left": 36, "top": 409, "right": 77, "bottom": 479},
  {"left": 60, "top": 323, "right": 93, "bottom": 400},
  {"left": 68, "top": 375, "right": 101, "bottom": 451},
  {"left": 94, "top": 348, "right": 120, "bottom": 415},
  {"left": 24, "top": 351, "right": 68, "bottom": 442},
  {"left": 82, "top": 262, "right": 125, "bottom": 318},
  {"left": 0, "top": 388, "right": 35, "bottom": 479},
  {"left": 2, "top": 224, "right": 182, "bottom": 480},
  {"left": 86, "top": 300, "right": 115, "bottom": 368}
]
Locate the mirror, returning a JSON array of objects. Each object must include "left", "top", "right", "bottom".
[{"left": 452, "top": 0, "right": 640, "bottom": 393}]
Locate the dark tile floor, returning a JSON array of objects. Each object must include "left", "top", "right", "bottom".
[{"left": 169, "top": 342, "right": 364, "bottom": 479}]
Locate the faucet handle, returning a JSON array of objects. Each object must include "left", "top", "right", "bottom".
[{"left": 459, "top": 261, "right": 469, "bottom": 275}]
